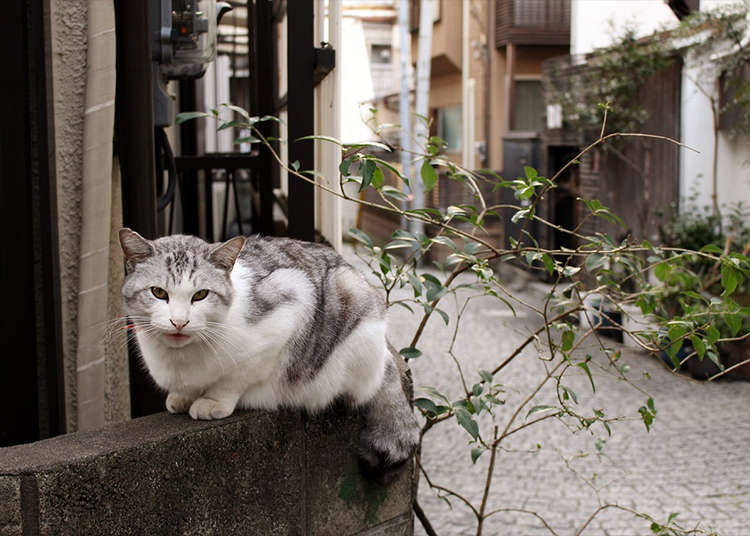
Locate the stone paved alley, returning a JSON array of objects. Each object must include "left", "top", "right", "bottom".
[{"left": 381, "top": 265, "right": 750, "bottom": 536}]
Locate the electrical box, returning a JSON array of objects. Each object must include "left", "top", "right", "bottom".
[{"left": 151, "top": 0, "right": 231, "bottom": 126}]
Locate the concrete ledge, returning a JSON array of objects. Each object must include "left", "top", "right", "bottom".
[{"left": 0, "top": 406, "right": 414, "bottom": 535}]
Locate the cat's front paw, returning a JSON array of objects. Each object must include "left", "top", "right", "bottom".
[
  {"left": 358, "top": 421, "right": 419, "bottom": 483},
  {"left": 188, "top": 397, "right": 235, "bottom": 420},
  {"left": 166, "top": 392, "right": 194, "bottom": 414}
]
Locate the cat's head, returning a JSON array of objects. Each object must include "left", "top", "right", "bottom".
[{"left": 118, "top": 228, "right": 245, "bottom": 349}]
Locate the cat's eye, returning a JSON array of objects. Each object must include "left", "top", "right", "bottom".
[
  {"left": 151, "top": 287, "right": 168, "bottom": 300},
  {"left": 192, "top": 289, "right": 209, "bottom": 302}
]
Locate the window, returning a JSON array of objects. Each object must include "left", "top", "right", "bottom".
[
  {"left": 512, "top": 80, "right": 544, "bottom": 132},
  {"left": 370, "top": 44, "right": 392, "bottom": 65},
  {"left": 435, "top": 105, "right": 462, "bottom": 152}
]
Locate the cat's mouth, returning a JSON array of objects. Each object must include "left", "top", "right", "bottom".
[{"left": 162, "top": 332, "right": 193, "bottom": 346}]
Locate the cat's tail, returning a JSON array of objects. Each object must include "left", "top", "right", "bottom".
[{"left": 356, "top": 351, "right": 420, "bottom": 483}]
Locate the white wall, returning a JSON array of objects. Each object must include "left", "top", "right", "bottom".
[
  {"left": 340, "top": 16, "right": 376, "bottom": 143},
  {"left": 679, "top": 1, "right": 750, "bottom": 213},
  {"left": 679, "top": 62, "right": 716, "bottom": 209},
  {"left": 571, "top": 0, "right": 678, "bottom": 56},
  {"left": 681, "top": 68, "right": 750, "bottom": 213}
]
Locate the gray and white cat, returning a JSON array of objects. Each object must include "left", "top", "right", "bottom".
[{"left": 118, "top": 228, "right": 419, "bottom": 474}]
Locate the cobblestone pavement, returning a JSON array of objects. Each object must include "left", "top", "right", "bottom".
[{"left": 379, "top": 265, "right": 750, "bottom": 536}]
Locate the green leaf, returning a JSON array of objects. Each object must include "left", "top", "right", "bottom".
[
  {"left": 511, "top": 207, "right": 531, "bottom": 224},
  {"left": 654, "top": 263, "right": 669, "bottom": 282},
  {"left": 339, "top": 158, "right": 352, "bottom": 176},
  {"left": 585, "top": 253, "right": 607, "bottom": 272},
  {"left": 454, "top": 407, "right": 479, "bottom": 440},
  {"left": 391, "top": 301, "right": 414, "bottom": 313},
  {"left": 221, "top": 103, "right": 252, "bottom": 120},
  {"left": 526, "top": 405, "right": 558, "bottom": 419},
  {"left": 256, "top": 114, "right": 281, "bottom": 123},
  {"left": 217, "top": 119, "right": 247, "bottom": 131},
  {"left": 542, "top": 253, "right": 555, "bottom": 275},
  {"left": 561, "top": 330, "right": 575, "bottom": 352},
  {"left": 707, "top": 349, "right": 724, "bottom": 371},
  {"left": 369, "top": 157, "right": 407, "bottom": 183},
  {"left": 384, "top": 240, "right": 413, "bottom": 251},
  {"left": 576, "top": 361, "right": 596, "bottom": 393},
  {"left": 523, "top": 166, "right": 538, "bottom": 180},
  {"left": 561, "top": 385, "right": 578, "bottom": 404},
  {"left": 465, "top": 241, "right": 481, "bottom": 255},
  {"left": 470, "top": 447, "right": 485, "bottom": 464},
  {"left": 638, "top": 399, "right": 656, "bottom": 432},
  {"left": 295, "top": 134, "right": 343, "bottom": 146},
  {"left": 420, "top": 386, "right": 450, "bottom": 404},
  {"left": 348, "top": 228, "right": 373, "bottom": 248},
  {"left": 234, "top": 135, "right": 260, "bottom": 144},
  {"left": 721, "top": 263, "right": 740, "bottom": 295},
  {"left": 479, "top": 369, "right": 493, "bottom": 383},
  {"left": 291, "top": 160, "right": 300, "bottom": 172},
  {"left": 669, "top": 324, "right": 687, "bottom": 350},
  {"left": 413, "top": 397, "right": 439, "bottom": 415},
  {"left": 422, "top": 273, "right": 446, "bottom": 302},
  {"left": 725, "top": 312, "right": 742, "bottom": 336},
  {"left": 360, "top": 160, "right": 376, "bottom": 192},
  {"left": 434, "top": 308, "right": 450, "bottom": 325},
  {"left": 430, "top": 236, "right": 458, "bottom": 250},
  {"left": 399, "top": 347, "right": 422, "bottom": 360},
  {"left": 345, "top": 140, "right": 392, "bottom": 152},
  {"left": 446, "top": 205, "right": 467, "bottom": 218},
  {"left": 706, "top": 325, "right": 720, "bottom": 346},
  {"left": 690, "top": 335, "right": 706, "bottom": 359},
  {"left": 382, "top": 185, "right": 408, "bottom": 200},
  {"left": 406, "top": 271, "right": 423, "bottom": 297},
  {"left": 371, "top": 166, "right": 385, "bottom": 189},
  {"left": 421, "top": 160, "right": 438, "bottom": 192},
  {"left": 175, "top": 111, "right": 211, "bottom": 124},
  {"left": 700, "top": 244, "right": 723, "bottom": 254}
]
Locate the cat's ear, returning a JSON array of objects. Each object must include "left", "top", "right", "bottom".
[
  {"left": 209, "top": 236, "right": 245, "bottom": 271},
  {"left": 119, "top": 228, "right": 154, "bottom": 265}
]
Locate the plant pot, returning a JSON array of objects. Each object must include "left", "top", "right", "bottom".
[
  {"left": 718, "top": 339, "right": 750, "bottom": 381},
  {"left": 685, "top": 353, "right": 721, "bottom": 380},
  {"left": 620, "top": 303, "right": 659, "bottom": 352},
  {"left": 579, "top": 294, "right": 623, "bottom": 343},
  {"left": 659, "top": 342, "right": 695, "bottom": 371}
]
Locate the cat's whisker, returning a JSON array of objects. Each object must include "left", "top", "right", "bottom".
[
  {"left": 196, "top": 332, "right": 226, "bottom": 372},
  {"left": 199, "top": 328, "right": 239, "bottom": 367}
]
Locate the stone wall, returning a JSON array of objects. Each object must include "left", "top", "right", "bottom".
[{"left": 0, "top": 408, "right": 414, "bottom": 535}]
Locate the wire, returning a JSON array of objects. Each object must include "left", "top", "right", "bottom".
[{"left": 156, "top": 127, "right": 177, "bottom": 212}]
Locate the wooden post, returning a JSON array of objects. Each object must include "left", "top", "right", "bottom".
[{"left": 287, "top": 2, "right": 316, "bottom": 241}]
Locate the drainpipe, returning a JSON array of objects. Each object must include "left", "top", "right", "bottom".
[
  {"left": 412, "top": 0, "right": 433, "bottom": 239},
  {"left": 484, "top": 3, "right": 491, "bottom": 168},
  {"left": 75, "top": 0, "right": 118, "bottom": 431},
  {"left": 461, "top": 0, "right": 474, "bottom": 170},
  {"left": 398, "top": 0, "right": 412, "bottom": 225}
]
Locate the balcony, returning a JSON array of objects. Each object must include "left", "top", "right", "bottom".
[{"left": 495, "top": 0, "right": 571, "bottom": 47}]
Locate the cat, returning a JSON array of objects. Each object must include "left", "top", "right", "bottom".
[{"left": 118, "top": 228, "right": 419, "bottom": 475}]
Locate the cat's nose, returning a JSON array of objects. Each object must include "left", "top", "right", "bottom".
[{"left": 170, "top": 319, "right": 189, "bottom": 331}]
